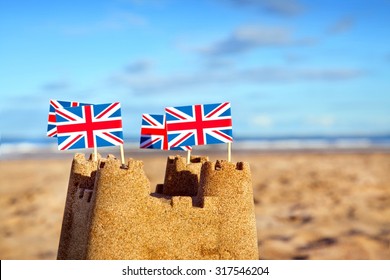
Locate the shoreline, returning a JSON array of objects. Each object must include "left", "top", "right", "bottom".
[{"left": 1, "top": 146, "right": 390, "bottom": 161}]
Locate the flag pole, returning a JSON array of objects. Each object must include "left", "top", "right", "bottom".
[
  {"left": 120, "top": 144, "right": 126, "bottom": 168},
  {"left": 186, "top": 149, "right": 191, "bottom": 165},
  {"left": 93, "top": 146, "right": 98, "bottom": 162},
  {"left": 227, "top": 142, "right": 232, "bottom": 162}
]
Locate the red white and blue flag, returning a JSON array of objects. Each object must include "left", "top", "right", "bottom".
[
  {"left": 165, "top": 102, "right": 233, "bottom": 148},
  {"left": 140, "top": 114, "right": 191, "bottom": 151},
  {"left": 55, "top": 102, "right": 124, "bottom": 150},
  {"left": 47, "top": 100, "right": 89, "bottom": 137}
]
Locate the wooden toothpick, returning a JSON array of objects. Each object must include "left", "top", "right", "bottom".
[
  {"left": 120, "top": 144, "right": 127, "bottom": 169},
  {"left": 186, "top": 149, "right": 191, "bottom": 164},
  {"left": 93, "top": 146, "right": 98, "bottom": 162},
  {"left": 227, "top": 142, "right": 232, "bottom": 162}
]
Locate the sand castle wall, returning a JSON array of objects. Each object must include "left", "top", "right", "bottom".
[{"left": 57, "top": 154, "right": 258, "bottom": 260}]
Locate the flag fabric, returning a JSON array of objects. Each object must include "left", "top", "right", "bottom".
[
  {"left": 47, "top": 100, "right": 89, "bottom": 137},
  {"left": 55, "top": 102, "right": 124, "bottom": 150},
  {"left": 140, "top": 113, "right": 192, "bottom": 151},
  {"left": 140, "top": 114, "right": 166, "bottom": 149},
  {"left": 165, "top": 102, "right": 233, "bottom": 148}
]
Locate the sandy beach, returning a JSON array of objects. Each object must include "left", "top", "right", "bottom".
[{"left": 1, "top": 150, "right": 389, "bottom": 260}]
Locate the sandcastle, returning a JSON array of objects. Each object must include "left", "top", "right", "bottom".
[{"left": 57, "top": 154, "right": 259, "bottom": 260}]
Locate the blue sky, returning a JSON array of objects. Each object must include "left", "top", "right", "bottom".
[{"left": 1, "top": 0, "right": 389, "bottom": 139}]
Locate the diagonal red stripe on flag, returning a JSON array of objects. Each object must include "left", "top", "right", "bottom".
[
  {"left": 171, "top": 132, "right": 193, "bottom": 147},
  {"left": 50, "top": 100, "right": 59, "bottom": 109},
  {"left": 56, "top": 109, "right": 77, "bottom": 121},
  {"left": 102, "top": 132, "right": 123, "bottom": 144},
  {"left": 48, "top": 130, "right": 57, "bottom": 137},
  {"left": 96, "top": 102, "right": 119, "bottom": 119},
  {"left": 166, "top": 108, "right": 188, "bottom": 120},
  {"left": 143, "top": 115, "right": 158, "bottom": 126},
  {"left": 61, "top": 134, "right": 83, "bottom": 150},
  {"left": 212, "top": 130, "right": 232, "bottom": 141},
  {"left": 141, "top": 137, "right": 161, "bottom": 148},
  {"left": 206, "top": 102, "right": 229, "bottom": 118}
]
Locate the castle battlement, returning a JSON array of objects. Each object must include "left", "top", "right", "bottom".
[
  {"left": 162, "top": 155, "right": 208, "bottom": 197},
  {"left": 57, "top": 153, "right": 258, "bottom": 260},
  {"left": 199, "top": 160, "right": 252, "bottom": 198}
]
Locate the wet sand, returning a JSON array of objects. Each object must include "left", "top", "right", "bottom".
[{"left": 0, "top": 151, "right": 389, "bottom": 259}]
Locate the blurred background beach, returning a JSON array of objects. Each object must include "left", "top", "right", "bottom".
[{"left": 1, "top": 0, "right": 389, "bottom": 259}]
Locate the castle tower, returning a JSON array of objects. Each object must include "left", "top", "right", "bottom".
[
  {"left": 198, "top": 160, "right": 258, "bottom": 259},
  {"left": 57, "top": 154, "right": 259, "bottom": 259},
  {"left": 57, "top": 153, "right": 100, "bottom": 260}
]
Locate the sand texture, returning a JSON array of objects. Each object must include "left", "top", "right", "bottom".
[{"left": 0, "top": 151, "right": 389, "bottom": 259}]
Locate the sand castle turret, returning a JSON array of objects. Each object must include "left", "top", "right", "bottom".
[
  {"left": 57, "top": 154, "right": 258, "bottom": 260},
  {"left": 57, "top": 153, "right": 100, "bottom": 260},
  {"left": 198, "top": 161, "right": 257, "bottom": 259}
]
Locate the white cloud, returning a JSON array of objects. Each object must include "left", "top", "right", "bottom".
[
  {"left": 61, "top": 11, "right": 147, "bottom": 35},
  {"left": 240, "top": 67, "right": 363, "bottom": 82},
  {"left": 306, "top": 116, "right": 336, "bottom": 127},
  {"left": 124, "top": 59, "right": 154, "bottom": 74},
  {"left": 223, "top": 0, "right": 305, "bottom": 16},
  {"left": 327, "top": 16, "right": 355, "bottom": 34},
  {"left": 41, "top": 79, "right": 70, "bottom": 91},
  {"left": 197, "top": 24, "right": 316, "bottom": 56},
  {"left": 121, "top": 0, "right": 167, "bottom": 7},
  {"left": 253, "top": 115, "right": 273, "bottom": 127},
  {"left": 110, "top": 65, "right": 365, "bottom": 94},
  {"left": 284, "top": 53, "right": 306, "bottom": 63}
]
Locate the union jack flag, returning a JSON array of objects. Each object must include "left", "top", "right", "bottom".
[
  {"left": 55, "top": 102, "right": 124, "bottom": 150},
  {"left": 47, "top": 100, "right": 89, "bottom": 137},
  {"left": 165, "top": 102, "right": 233, "bottom": 148},
  {"left": 140, "top": 114, "right": 191, "bottom": 151}
]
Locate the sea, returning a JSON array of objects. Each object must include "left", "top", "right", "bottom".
[{"left": 1, "top": 134, "right": 390, "bottom": 160}]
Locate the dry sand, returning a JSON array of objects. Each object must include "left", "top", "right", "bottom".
[{"left": 1, "top": 151, "right": 389, "bottom": 259}]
